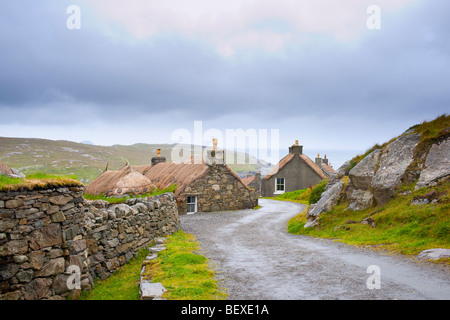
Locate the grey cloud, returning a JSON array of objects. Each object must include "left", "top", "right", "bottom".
[{"left": 0, "top": 0, "right": 448, "bottom": 129}]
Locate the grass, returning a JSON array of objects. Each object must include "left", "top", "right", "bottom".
[
  {"left": 143, "top": 231, "right": 228, "bottom": 300},
  {"left": 263, "top": 188, "right": 312, "bottom": 205},
  {"left": 83, "top": 184, "right": 178, "bottom": 203},
  {"left": 0, "top": 173, "right": 83, "bottom": 192},
  {"left": 286, "top": 179, "right": 450, "bottom": 261},
  {"left": 79, "top": 248, "right": 150, "bottom": 300}
]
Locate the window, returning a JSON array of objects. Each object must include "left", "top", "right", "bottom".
[
  {"left": 275, "top": 178, "right": 285, "bottom": 194},
  {"left": 187, "top": 196, "right": 198, "bottom": 214}
]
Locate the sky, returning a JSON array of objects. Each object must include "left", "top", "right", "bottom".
[{"left": 0, "top": 0, "right": 449, "bottom": 167}]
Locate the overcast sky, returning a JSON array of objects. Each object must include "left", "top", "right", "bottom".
[{"left": 0, "top": 0, "right": 449, "bottom": 166}]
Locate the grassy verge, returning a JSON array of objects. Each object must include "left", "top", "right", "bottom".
[
  {"left": 80, "top": 231, "right": 227, "bottom": 300},
  {"left": 287, "top": 180, "right": 450, "bottom": 262},
  {"left": 0, "top": 173, "right": 83, "bottom": 192},
  {"left": 79, "top": 248, "right": 150, "bottom": 300},
  {"left": 143, "top": 231, "right": 228, "bottom": 300},
  {"left": 263, "top": 179, "right": 329, "bottom": 206}
]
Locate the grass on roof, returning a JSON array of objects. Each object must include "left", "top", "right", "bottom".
[
  {"left": 0, "top": 173, "right": 83, "bottom": 192},
  {"left": 83, "top": 184, "right": 178, "bottom": 203}
]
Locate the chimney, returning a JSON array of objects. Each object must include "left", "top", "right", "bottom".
[
  {"left": 206, "top": 138, "right": 225, "bottom": 165},
  {"left": 315, "top": 153, "right": 322, "bottom": 168},
  {"left": 322, "top": 154, "right": 329, "bottom": 165},
  {"left": 151, "top": 148, "right": 167, "bottom": 166},
  {"left": 289, "top": 140, "right": 303, "bottom": 155}
]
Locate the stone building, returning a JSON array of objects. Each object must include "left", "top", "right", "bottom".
[
  {"left": 142, "top": 146, "right": 258, "bottom": 215},
  {"left": 241, "top": 171, "right": 262, "bottom": 195},
  {"left": 261, "top": 141, "right": 335, "bottom": 197}
]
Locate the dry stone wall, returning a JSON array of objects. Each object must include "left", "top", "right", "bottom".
[{"left": 0, "top": 187, "right": 179, "bottom": 300}]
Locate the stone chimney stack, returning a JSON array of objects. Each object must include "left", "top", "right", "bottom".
[
  {"left": 315, "top": 153, "right": 323, "bottom": 168},
  {"left": 205, "top": 138, "right": 225, "bottom": 165},
  {"left": 289, "top": 140, "right": 303, "bottom": 155},
  {"left": 322, "top": 154, "right": 329, "bottom": 165},
  {"left": 151, "top": 148, "right": 167, "bottom": 166}
]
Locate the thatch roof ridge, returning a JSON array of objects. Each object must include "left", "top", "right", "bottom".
[
  {"left": 263, "top": 153, "right": 295, "bottom": 180},
  {"left": 264, "top": 153, "right": 328, "bottom": 180},
  {"left": 299, "top": 154, "right": 328, "bottom": 180},
  {"left": 85, "top": 165, "right": 156, "bottom": 196},
  {"left": 241, "top": 175, "right": 256, "bottom": 186},
  {"left": 144, "top": 162, "right": 210, "bottom": 196}
]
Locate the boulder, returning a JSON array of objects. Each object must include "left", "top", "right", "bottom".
[
  {"left": 305, "top": 181, "right": 343, "bottom": 228},
  {"left": 371, "top": 134, "right": 421, "bottom": 204},
  {"left": 348, "top": 149, "right": 381, "bottom": 190},
  {"left": 417, "top": 248, "right": 450, "bottom": 260},
  {"left": 328, "top": 160, "right": 351, "bottom": 185},
  {"left": 348, "top": 189, "right": 374, "bottom": 211},
  {"left": 415, "top": 138, "right": 450, "bottom": 190},
  {"left": 10, "top": 168, "right": 26, "bottom": 179},
  {"left": 139, "top": 281, "right": 167, "bottom": 300}
]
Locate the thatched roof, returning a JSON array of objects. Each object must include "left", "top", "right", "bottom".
[
  {"left": 144, "top": 162, "right": 249, "bottom": 197},
  {"left": 264, "top": 153, "right": 328, "bottom": 180},
  {"left": 144, "top": 162, "right": 209, "bottom": 197},
  {"left": 241, "top": 175, "right": 255, "bottom": 186},
  {"left": 321, "top": 163, "right": 335, "bottom": 176},
  {"left": 131, "top": 164, "right": 153, "bottom": 175},
  {"left": 0, "top": 161, "right": 14, "bottom": 176},
  {"left": 85, "top": 165, "right": 156, "bottom": 196}
]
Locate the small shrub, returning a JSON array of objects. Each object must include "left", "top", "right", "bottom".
[{"left": 308, "top": 179, "right": 328, "bottom": 205}]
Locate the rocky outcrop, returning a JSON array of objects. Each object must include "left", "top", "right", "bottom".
[
  {"left": 304, "top": 160, "right": 350, "bottom": 228},
  {"left": 305, "top": 181, "right": 343, "bottom": 228},
  {"left": 348, "top": 150, "right": 381, "bottom": 191},
  {"left": 415, "top": 138, "right": 450, "bottom": 190},
  {"left": 304, "top": 131, "right": 449, "bottom": 228},
  {"left": 371, "top": 134, "right": 421, "bottom": 204}
]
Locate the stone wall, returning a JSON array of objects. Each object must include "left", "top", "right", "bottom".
[{"left": 0, "top": 187, "right": 179, "bottom": 300}]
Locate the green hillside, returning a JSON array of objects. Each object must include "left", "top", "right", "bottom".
[{"left": 0, "top": 137, "right": 265, "bottom": 183}]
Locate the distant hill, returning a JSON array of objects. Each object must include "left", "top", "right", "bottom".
[{"left": 0, "top": 137, "right": 273, "bottom": 183}]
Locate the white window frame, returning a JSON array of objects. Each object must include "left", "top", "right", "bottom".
[
  {"left": 274, "top": 177, "right": 285, "bottom": 194},
  {"left": 187, "top": 195, "right": 198, "bottom": 214}
]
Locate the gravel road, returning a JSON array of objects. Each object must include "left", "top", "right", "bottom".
[{"left": 180, "top": 199, "right": 450, "bottom": 300}]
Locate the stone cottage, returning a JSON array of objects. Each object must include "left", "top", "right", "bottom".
[
  {"left": 85, "top": 164, "right": 156, "bottom": 197},
  {"left": 261, "top": 141, "right": 334, "bottom": 197},
  {"left": 138, "top": 145, "right": 258, "bottom": 215},
  {"left": 241, "top": 171, "right": 262, "bottom": 195}
]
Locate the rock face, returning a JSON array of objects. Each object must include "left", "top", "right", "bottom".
[
  {"left": 304, "top": 131, "right": 449, "bottom": 228},
  {"left": 306, "top": 181, "right": 343, "bottom": 227},
  {"left": 347, "top": 133, "right": 421, "bottom": 211},
  {"left": 304, "top": 160, "right": 350, "bottom": 228},
  {"left": 349, "top": 150, "right": 381, "bottom": 191},
  {"left": 371, "top": 134, "right": 421, "bottom": 204},
  {"left": 415, "top": 138, "right": 450, "bottom": 190}
]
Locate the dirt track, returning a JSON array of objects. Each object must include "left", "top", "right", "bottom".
[{"left": 180, "top": 199, "right": 450, "bottom": 300}]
